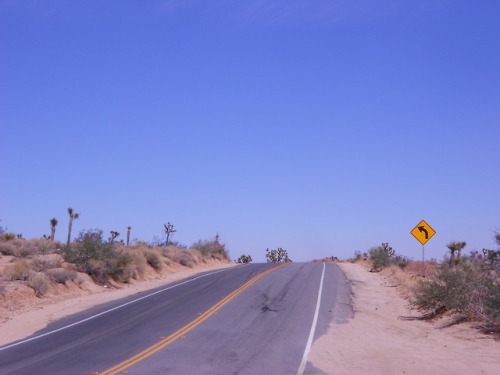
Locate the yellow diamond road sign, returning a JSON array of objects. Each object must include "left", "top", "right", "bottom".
[{"left": 410, "top": 220, "right": 436, "bottom": 245}]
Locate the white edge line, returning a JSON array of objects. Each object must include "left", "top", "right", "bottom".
[
  {"left": 0, "top": 266, "right": 240, "bottom": 351},
  {"left": 297, "top": 262, "right": 325, "bottom": 375}
]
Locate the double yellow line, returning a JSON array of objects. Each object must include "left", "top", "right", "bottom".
[{"left": 98, "top": 263, "right": 288, "bottom": 375}]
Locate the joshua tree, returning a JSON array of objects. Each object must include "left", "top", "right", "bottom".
[
  {"left": 66, "top": 207, "right": 80, "bottom": 245},
  {"left": 50, "top": 218, "right": 58, "bottom": 241},
  {"left": 110, "top": 231, "right": 120, "bottom": 243},
  {"left": 447, "top": 241, "right": 466, "bottom": 267},
  {"left": 126, "top": 226, "right": 131, "bottom": 246},
  {"left": 164, "top": 222, "right": 176, "bottom": 245}
]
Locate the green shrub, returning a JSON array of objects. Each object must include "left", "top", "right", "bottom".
[
  {"left": 236, "top": 254, "right": 253, "bottom": 263},
  {"left": 62, "top": 229, "right": 132, "bottom": 284},
  {"left": 265, "top": 248, "right": 291, "bottom": 263},
  {"left": 27, "top": 272, "right": 51, "bottom": 297},
  {"left": 369, "top": 243, "right": 409, "bottom": 271},
  {"left": 413, "top": 262, "right": 499, "bottom": 322}
]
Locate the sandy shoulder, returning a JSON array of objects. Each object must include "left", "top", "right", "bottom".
[
  {"left": 309, "top": 262, "right": 499, "bottom": 375},
  {"left": 0, "top": 262, "right": 235, "bottom": 347}
]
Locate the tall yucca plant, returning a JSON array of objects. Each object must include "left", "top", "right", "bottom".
[
  {"left": 50, "top": 218, "right": 58, "bottom": 241},
  {"left": 67, "top": 207, "right": 80, "bottom": 245}
]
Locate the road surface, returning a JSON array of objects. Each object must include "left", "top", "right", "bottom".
[{"left": 0, "top": 262, "right": 351, "bottom": 375}]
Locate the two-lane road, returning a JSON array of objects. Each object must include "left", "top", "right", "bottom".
[{"left": 0, "top": 262, "right": 352, "bottom": 375}]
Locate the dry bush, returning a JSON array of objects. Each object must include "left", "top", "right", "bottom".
[
  {"left": 191, "top": 239, "right": 230, "bottom": 261},
  {"left": 142, "top": 249, "right": 163, "bottom": 271},
  {"left": 3, "top": 261, "right": 31, "bottom": 281},
  {"left": 406, "top": 261, "right": 438, "bottom": 277},
  {"left": 32, "top": 256, "right": 62, "bottom": 271},
  {"left": 0, "top": 240, "right": 18, "bottom": 256},
  {"left": 44, "top": 268, "right": 78, "bottom": 284},
  {"left": 163, "top": 247, "right": 199, "bottom": 268},
  {"left": 126, "top": 250, "right": 148, "bottom": 280},
  {"left": 27, "top": 272, "right": 51, "bottom": 297}
]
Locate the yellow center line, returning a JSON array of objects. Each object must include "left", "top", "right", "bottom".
[{"left": 98, "top": 263, "right": 288, "bottom": 375}]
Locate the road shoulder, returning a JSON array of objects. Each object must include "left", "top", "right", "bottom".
[{"left": 309, "top": 262, "right": 499, "bottom": 375}]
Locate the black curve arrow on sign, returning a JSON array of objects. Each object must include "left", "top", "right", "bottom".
[{"left": 418, "top": 226, "right": 429, "bottom": 239}]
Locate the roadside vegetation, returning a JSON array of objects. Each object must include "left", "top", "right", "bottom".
[
  {"left": 0, "top": 212, "right": 230, "bottom": 299},
  {"left": 265, "top": 247, "right": 292, "bottom": 263},
  {"left": 350, "top": 235, "right": 500, "bottom": 336}
]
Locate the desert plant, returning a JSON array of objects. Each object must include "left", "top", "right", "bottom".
[
  {"left": 164, "top": 222, "right": 176, "bottom": 245},
  {"left": 27, "top": 272, "right": 51, "bottom": 297},
  {"left": 109, "top": 231, "right": 120, "bottom": 243},
  {"left": 191, "top": 239, "right": 230, "bottom": 261},
  {"left": 413, "top": 260, "right": 499, "bottom": 323},
  {"left": 447, "top": 241, "right": 467, "bottom": 267},
  {"left": 66, "top": 207, "right": 80, "bottom": 245},
  {"left": 44, "top": 268, "right": 78, "bottom": 283},
  {"left": 32, "top": 256, "right": 62, "bottom": 271},
  {"left": 368, "top": 243, "right": 406, "bottom": 271},
  {"left": 142, "top": 249, "right": 163, "bottom": 270},
  {"left": 50, "top": 218, "right": 58, "bottom": 241},
  {"left": 3, "top": 261, "right": 31, "bottom": 281},
  {"left": 236, "top": 254, "right": 253, "bottom": 263},
  {"left": 126, "top": 226, "right": 131, "bottom": 246},
  {"left": 63, "top": 229, "right": 131, "bottom": 284},
  {"left": 2, "top": 233, "right": 16, "bottom": 241},
  {"left": 265, "top": 248, "right": 291, "bottom": 263}
]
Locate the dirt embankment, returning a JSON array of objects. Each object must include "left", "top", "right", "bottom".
[
  {"left": 309, "top": 262, "right": 499, "bottom": 375},
  {"left": 0, "top": 260, "right": 235, "bottom": 347}
]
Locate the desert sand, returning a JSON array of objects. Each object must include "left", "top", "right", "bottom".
[{"left": 309, "top": 262, "right": 499, "bottom": 375}]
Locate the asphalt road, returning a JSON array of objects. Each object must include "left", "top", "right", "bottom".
[{"left": 0, "top": 262, "right": 352, "bottom": 375}]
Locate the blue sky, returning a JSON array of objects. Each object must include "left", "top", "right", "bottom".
[{"left": 1, "top": 1, "right": 499, "bottom": 262}]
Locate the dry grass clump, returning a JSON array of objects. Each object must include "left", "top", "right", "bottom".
[
  {"left": 163, "top": 246, "right": 199, "bottom": 268},
  {"left": 126, "top": 250, "right": 148, "bottom": 279},
  {"left": 191, "top": 239, "right": 230, "bottom": 262},
  {"left": 32, "top": 256, "right": 63, "bottom": 271},
  {"left": 142, "top": 249, "right": 163, "bottom": 271},
  {"left": 44, "top": 268, "right": 78, "bottom": 284},
  {"left": 405, "top": 260, "right": 438, "bottom": 277},
  {"left": 0, "top": 238, "right": 61, "bottom": 257},
  {"left": 27, "top": 272, "right": 51, "bottom": 296},
  {"left": 3, "top": 261, "right": 31, "bottom": 281}
]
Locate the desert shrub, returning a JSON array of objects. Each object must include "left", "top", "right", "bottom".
[
  {"left": 413, "top": 262, "right": 499, "bottom": 322},
  {"left": 163, "top": 246, "right": 200, "bottom": 268},
  {"left": 3, "top": 261, "right": 31, "bottom": 281},
  {"left": 127, "top": 251, "right": 148, "bottom": 279},
  {"left": 368, "top": 243, "right": 411, "bottom": 271},
  {"left": 191, "top": 239, "right": 230, "bottom": 261},
  {"left": 265, "top": 248, "right": 292, "bottom": 263},
  {"left": 236, "top": 254, "right": 253, "bottom": 263},
  {"left": 406, "top": 261, "right": 438, "bottom": 277},
  {"left": 27, "top": 272, "right": 51, "bottom": 297},
  {"left": 32, "top": 256, "right": 62, "bottom": 271},
  {"left": 142, "top": 249, "right": 163, "bottom": 271},
  {"left": 0, "top": 238, "right": 46, "bottom": 257},
  {"left": 2, "top": 233, "right": 16, "bottom": 241},
  {"left": 62, "top": 229, "right": 132, "bottom": 284},
  {"left": 44, "top": 268, "right": 78, "bottom": 284}
]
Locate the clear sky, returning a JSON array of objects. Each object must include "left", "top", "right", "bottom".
[{"left": 1, "top": 1, "right": 499, "bottom": 262}]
